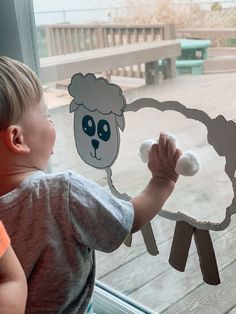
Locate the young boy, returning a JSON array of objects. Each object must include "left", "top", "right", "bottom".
[
  {"left": 0, "top": 221, "right": 27, "bottom": 313},
  {"left": 0, "top": 56, "right": 181, "bottom": 313}
]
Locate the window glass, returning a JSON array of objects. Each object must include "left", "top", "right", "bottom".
[{"left": 34, "top": 0, "right": 236, "bottom": 312}]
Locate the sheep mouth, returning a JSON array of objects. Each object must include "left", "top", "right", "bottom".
[{"left": 90, "top": 151, "right": 101, "bottom": 161}]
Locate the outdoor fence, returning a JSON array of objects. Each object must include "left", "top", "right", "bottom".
[
  {"left": 42, "top": 23, "right": 236, "bottom": 79},
  {"left": 43, "top": 23, "right": 176, "bottom": 78}
]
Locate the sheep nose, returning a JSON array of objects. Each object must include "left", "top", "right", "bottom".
[{"left": 92, "top": 139, "right": 99, "bottom": 150}]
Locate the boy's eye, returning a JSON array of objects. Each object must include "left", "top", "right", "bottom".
[
  {"left": 97, "top": 119, "right": 110, "bottom": 142},
  {"left": 82, "top": 115, "right": 96, "bottom": 137}
]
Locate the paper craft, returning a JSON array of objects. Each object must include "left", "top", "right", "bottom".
[
  {"left": 69, "top": 73, "right": 125, "bottom": 169},
  {"left": 69, "top": 73, "right": 236, "bottom": 285}
]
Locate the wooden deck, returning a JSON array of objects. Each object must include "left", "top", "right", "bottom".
[{"left": 48, "top": 72, "right": 236, "bottom": 314}]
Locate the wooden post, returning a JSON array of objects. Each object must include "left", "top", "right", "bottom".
[
  {"left": 145, "top": 61, "right": 160, "bottom": 84},
  {"left": 162, "top": 58, "right": 177, "bottom": 79},
  {"left": 45, "top": 27, "right": 53, "bottom": 57},
  {"left": 97, "top": 26, "right": 105, "bottom": 48},
  {"left": 163, "top": 24, "right": 176, "bottom": 40}
]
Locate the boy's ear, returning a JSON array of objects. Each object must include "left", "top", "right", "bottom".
[{"left": 4, "top": 125, "right": 30, "bottom": 154}]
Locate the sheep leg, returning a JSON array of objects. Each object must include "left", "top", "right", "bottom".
[
  {"left": 124, "top": 234, "right": 132, "bottom": 247},
  {"left": 194, "top": 228, "right": 221, "bottom": 285},
  {"left": 141, "top": 222, "right": 159, "bottom": 256},
  {"left": 169, "top": 221, "right": 194, "bottom": 272}
]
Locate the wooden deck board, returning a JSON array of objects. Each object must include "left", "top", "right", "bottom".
[
  {"left": 161, "top": 254, "right": 236, "bottom": 314},
  {"left": 48, "top": 73, "right": 236, "bottom": 313},
  {"left": 97, "top": 205, "right": 234, "bottom": 284},
  {"left": 128, "top": 217, "right": 236, "bottom": 313}
]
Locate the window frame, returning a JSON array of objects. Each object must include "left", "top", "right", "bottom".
[{"left": 94, "top": 281, "right": 156, "bottom": 314}]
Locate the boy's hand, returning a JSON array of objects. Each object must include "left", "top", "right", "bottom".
[{"left": 148, "top": 133, "right": 182, "bottom": 183}]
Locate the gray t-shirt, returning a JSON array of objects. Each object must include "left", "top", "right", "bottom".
[{"left": 0, "top": 170, "right": 134, "bottom": 313}]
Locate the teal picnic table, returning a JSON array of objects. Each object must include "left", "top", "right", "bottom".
[{"left": 176, "top": 38, "right": 211, "bottom": 75}]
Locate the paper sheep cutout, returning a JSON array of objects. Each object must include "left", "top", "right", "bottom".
[{"left": 69, "top": 73, "right": 236, "bottom": 233}]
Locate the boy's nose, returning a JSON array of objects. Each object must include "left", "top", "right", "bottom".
[{"left": 92, "top": 139, "right": 99, "bottom": 150}]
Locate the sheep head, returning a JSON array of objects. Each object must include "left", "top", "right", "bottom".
[{"left": 69, "top": 73, "right": 126, "bottom": 169}]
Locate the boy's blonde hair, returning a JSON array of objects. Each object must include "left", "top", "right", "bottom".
[{"left": 0, "top": 56, "right": 43, "bottom": 130}]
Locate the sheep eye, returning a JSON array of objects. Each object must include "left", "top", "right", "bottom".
[
  {"left": 82, "top": 115, "right": 95, "bottom": 137},
  {"left": 97, "top": 119, "right": 110, "bottom": 142}
]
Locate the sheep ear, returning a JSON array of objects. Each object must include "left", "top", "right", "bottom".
[
  {"left": 116, "top": 114, "right": 125, "bottom": 131},
  {"left": 69, "top": 100, "right": 79, "bottom": 113}
]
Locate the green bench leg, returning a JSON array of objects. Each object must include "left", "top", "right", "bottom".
[
  {"left": 177, "top": 64, "right": 203, "bottom": 75},
  {"left": 192, "top": 65, "right": 203, "bottom": 75}
]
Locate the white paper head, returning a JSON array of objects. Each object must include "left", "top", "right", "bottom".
[{"left": 69, "top": 73, "right": 126, "bottom": 169}]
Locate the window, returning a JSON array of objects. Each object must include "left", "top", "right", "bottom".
[
  {"left": 2, "top": 0, "right": 236, "bottom": 312},
  {"left": 35, "top": 1, "right": 236, "bottom": 313}
]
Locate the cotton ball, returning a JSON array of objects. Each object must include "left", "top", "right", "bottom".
[
  {"left": 139, "top": 135, "right": 176, "bottom": 163},
  {"left": 139, "top": 139, "right": 156, "bottom": 163},
  {"left": 175, "top": 151, "right": 200, "bottom": 176},
  {"left": 139, "top": 138, "right": 200, "bottom": 177},
  {"left": 166, "top": 133, "right": 177, "bottom": 145}
]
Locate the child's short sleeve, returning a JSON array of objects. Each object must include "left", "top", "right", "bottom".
[
  {"left": 0, "top": 221, "right": 10, "bottom": 258},
  {"left": 68, "top": 172, "right": 134, "bottom": 253}
]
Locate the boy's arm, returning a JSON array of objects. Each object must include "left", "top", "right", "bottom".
[
  {"left": 0, "top": 223, "right": 27, "bottom": 314},
  {"left": 131, "top": 133, "right": 181, "bottom": 233}
]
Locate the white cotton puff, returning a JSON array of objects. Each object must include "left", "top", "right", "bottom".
[
  {"left": 175, "top": 151, "right": 200, "bottom": 176},
  {"left": 139, "top": 135, "right": 176, "bottom": 164},
  {"left": 139, "top": 139, "right": 200, "bottom": 177},
  {"left": 139, "top": 139, "right": 156, "bottom": 163},
  {"left": 166, "top": 133, "right": 177, "bottom": 145}
]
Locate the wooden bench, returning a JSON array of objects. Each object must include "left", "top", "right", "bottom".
[
  {"left": 40, "top": 40, "right": 181, "bottom": 85},
  {"left": 179, "top": 39, "right": 211, "bottom": 60},
  {"left": 176, "top": 28, "right": 236, "bottom": 74},
  {"left": 175, "top": 39, "right": 211, "bottom": 75},
  {"left": 176, "top": 59, "right": 204, "bottom": 75}
]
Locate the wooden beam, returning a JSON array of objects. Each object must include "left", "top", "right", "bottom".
[
  {"left": 40, "top": 40, "right": 181, "bottom": 83},
  {"left": 177, "top": 28, "right": 236, "bottom": 40}
]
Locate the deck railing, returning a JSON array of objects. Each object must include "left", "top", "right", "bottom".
[
  {"left": 44, "top": 23, "right": 176, "bottom": 78},
  {"left": 43, "top": 24, "right": 236, "bottom": 79},
  {"left": 176, "top": 28, "right": 236, "bottom": 56},
  {"left": 176, "top": 28, "right": 236, "bottom": 41}
]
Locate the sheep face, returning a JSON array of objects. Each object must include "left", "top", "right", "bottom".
[{"left": 74, "top": 105, "right": 120, "bottom": 169}]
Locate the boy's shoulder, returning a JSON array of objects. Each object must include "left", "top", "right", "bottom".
[
  {"left": 27, "top": 170, "right": 94, "bottom": 194},
  {"left": 28, "top": 170, "right": 81, "bottom": 189},
  {"left": 30, "top": 170, "right": 78, "bottom": 181},
  {"left": 0, "top": 171, "right": 83, "bottom": 214}
]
